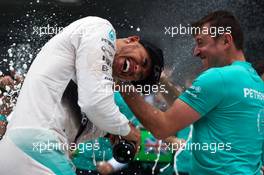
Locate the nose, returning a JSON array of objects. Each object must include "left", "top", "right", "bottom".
[
  {"left": 193, "top": 46, "right": 200, "bottom": 57},
  {"left": 134, "top": 64, "right": 142, "bottom": 74},
  {"left": 134, "top": 64, "right": 144, "bottom": 80}
]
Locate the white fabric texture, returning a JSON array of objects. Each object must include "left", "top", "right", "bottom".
[{"left": 8, "top": 16, "right": 130, "bottom": 143}]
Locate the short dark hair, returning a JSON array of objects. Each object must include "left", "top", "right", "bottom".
[
  {"left": 191, "top": 10, "right": 244, "bottom": 50},
  {"left": 132, "top": 40, "right": 164, "bottom": 87}
]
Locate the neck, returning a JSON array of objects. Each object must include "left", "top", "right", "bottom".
[{"left": 226, "top": 49, "right": 246, "bottom": 64}]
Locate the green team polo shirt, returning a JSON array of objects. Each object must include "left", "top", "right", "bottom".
[
  {"left": 114, "top": 92, "right": 141, "bottom": 127},
  {"left": 72, "top": 137, "right": 113, "bottom": 170},
  {"left": 179, "top": 61, "right": 264, "bottom": 175}
]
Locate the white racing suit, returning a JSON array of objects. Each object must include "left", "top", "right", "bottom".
[{"left": 0, "top": 17, "right": 130, "bottom": 175}]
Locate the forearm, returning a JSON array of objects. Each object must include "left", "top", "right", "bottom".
[
  {"left": 160, "top": 77, "right": 180, "bottom": 106},
  {"left": 164, "top": 136, "right": 185, "bottom": 151}
]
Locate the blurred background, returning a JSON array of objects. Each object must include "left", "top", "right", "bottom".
[
  {"left": 0, "top": 0, "right": 263, "bottom": 87},
  {"left": 0, "top": 1, "right": 263, "bottom": 174}
]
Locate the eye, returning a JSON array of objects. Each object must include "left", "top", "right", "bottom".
[
  {"left": 142, "top": 58, "right": 148, "bottom": 68},
  {"left": 139, "top": 73, "right": 144, "bottom": 80},
  {"left": 197, "top": 39, "right": 203, "bottom": 46}
]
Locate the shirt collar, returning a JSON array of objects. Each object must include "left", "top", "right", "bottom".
[{"left": 231, "top": 60, "right": 252, "bottom": 68}]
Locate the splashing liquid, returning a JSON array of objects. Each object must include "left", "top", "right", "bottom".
[
  {"left": 152, "top": 140, "right": 162, "bottom": 174},
  {"left": 173, "top": 125, "right": 193, "bottom": 175}
]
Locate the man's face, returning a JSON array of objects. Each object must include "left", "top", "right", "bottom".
[
  {"left": 113, "top": 37, "right": 152, "bottom": 81},
  {"left": 193, "top": 24, "right": 227, "bottom": 70}
]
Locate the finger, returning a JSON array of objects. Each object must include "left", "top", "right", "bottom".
[{"left": 136, "top": 143, "right": 140, "bottom": 153}]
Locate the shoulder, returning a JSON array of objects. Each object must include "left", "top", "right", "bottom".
[
  {"left": 72, "top": 16, "right": 114, "bottom": 29},
  {"left": 194, "top": 67, "right": 223, "bottom": 85}
]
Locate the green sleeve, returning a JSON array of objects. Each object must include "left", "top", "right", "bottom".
[
  {"left": 261, "top": 144, "right": 264, "bottom": 166},
  {"left": 179, "top": 68, "right": 225, "bottom": 117},
  {"left": 114, "top": 92, "right": 141, "bottom": 126}
]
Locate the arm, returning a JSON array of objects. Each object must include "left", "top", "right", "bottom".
[
  {"left": 164, "top": 136, "right": 185, "bottom": 151},
  {"left": 121, "top": 91, "right": 199, "bottom": 139},
  {"left": 159, "top": 75, "right": 181, "bottom": 106},
  {"left": 71, "top": 19, "right": 131, "bottom": 136},
  {"left": 121, "top": 69, "right": 224, "bottom": 139}
]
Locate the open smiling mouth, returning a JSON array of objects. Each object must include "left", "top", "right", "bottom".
[{"left": 122, "top": 59, "right": 130, "bottom": 73}]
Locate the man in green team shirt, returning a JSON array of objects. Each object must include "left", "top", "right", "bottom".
[{"left": 120, "top": 10, "right": 264, "bottom": 174}]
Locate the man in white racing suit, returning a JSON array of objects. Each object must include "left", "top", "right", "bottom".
[{"left": 0, "top": 16, "right": 164, "bottom": 175}]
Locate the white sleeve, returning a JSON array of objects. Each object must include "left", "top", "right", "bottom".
[
  {"left": 107, "top": 158, "right": 127, "bottom": 171},
  {"left": 70, "top": 19, "right": 130, "bottom": 136}
]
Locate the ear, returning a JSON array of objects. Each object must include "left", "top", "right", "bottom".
[
  {"left": 126, "top": 36, "right": 140, "bottom": 43},
  {"left": 221, "top": 33, "right": 233, "bottom": 49}
]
